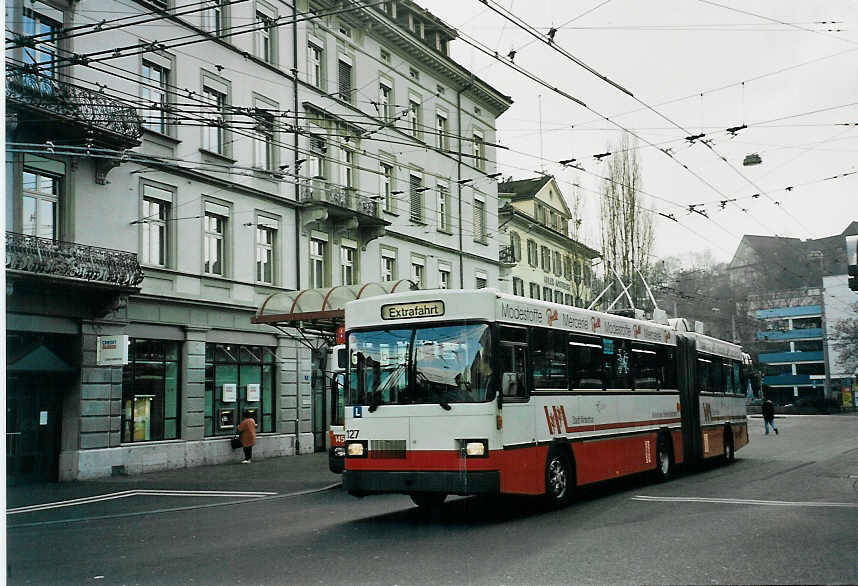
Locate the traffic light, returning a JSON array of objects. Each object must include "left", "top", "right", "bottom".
[{"left": 847, "top": 235, "right": 858, "bottom": 291}]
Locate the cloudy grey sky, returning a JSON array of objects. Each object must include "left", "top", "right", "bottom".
[{"left": 424, "top": 0, "right": 858, "bottom": 263}]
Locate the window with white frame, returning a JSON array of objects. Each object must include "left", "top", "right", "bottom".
[
  {"left": 379, "top": 81, "right": 392, "bottom": 120},
  {"left": 408, "top": 97, "right": 420, "bottom": 138},
  {"left": 256, "top": 10, "right": 274, "bottom": 63},
  {"left": 510, "top": 231, "right": 522, "bottom": 261},
  {"left": 436, "top": 111, "right": 448, "bottom": 150},
  {"left": 527, "top": 239, "right": 538, "bottom": 267},
  {"left": 310, "top": 237, "right": 326, "bottom": 288},
  {"left": 22, "top": 6, "right": 61, "bottom": 88},
  {"left": 409, "top": 173, "right": 423, "bottom": 222},
  {"left": 473, "top": 197, "right": 487, "bottom": 243},
  {"left": 341, "top": 244, "right": 356, "bottom": 285},
  {"left": 307, "top": 42, "right": 323, "bottom": 88},
  {"left": 141, "top": 60, "right": 169, "bottom": 134},
  {"left": 543, "top": 286, "right": 552, "bottom": 301},
  {"left": 202, "top": 0, "right": 224, "bottom": 34},
  {"left": 141, "top": 184, "right": 172, "bottom": 267},
  {"left": 553, "top": 251, "right": 562, "bottom": 277},
  {"left": 253, "top": 111, "right": 275, "bottom": 171},
  {"left": 438, "top": 263, "right": 451, "bottom": 289},
  {"left": 202, "top": 85, "right": 227, "bottom": 155},
  {"left": 338, "top": 56, "right": 353, "bottom": 103},
  {"left": 20, "top": 155, "right": 63, "bottom": 240},
  {"left": 204, "top": 204, "right": 228, "bottom": 276},
  {"left": 411, "top": 256, "right": 425, "bottom": 288},
  {"left": 541, "top": 245, "right": 551, "bottom": 272},
  {"left": 437, "top": 182, "right": 450, "bottom": 232},
  {"left": 309, "top": 134, "right": 326, "bottom": 179},
  {"left": 473, "top": 130, "right": 485, "bottom": 170},
  {"left": 381, "top": 249, "right": 396, "bottom": 281},
  {"left": 340, "top": 147, "right": 354, "bottom": 189},
  {"left": 255, "top": 218, "right": 277, "bottom": 284},
  {"left": 512, "top": 277, "right": 524, "bottom": 296},
  {"left": 475, "top": 271, "right": 488, "bottom": 289},
  {"left": 380, "top": 162, "right": 394, "bottom": 212},
  {"left": 530, "top": 282, "right": 540, "bottom": 299}
]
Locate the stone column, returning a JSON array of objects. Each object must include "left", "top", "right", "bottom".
[
  {"left": 80, "top": 321, "right": 127, "bottom": 450},
  {"left": 182, "top": 327, "right": 208, "bottom": 442},
  {"left": 277, "top": 334, "right": 299, "bottom": 454}
]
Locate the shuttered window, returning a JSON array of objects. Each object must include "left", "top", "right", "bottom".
[
  {"left": 409, "top": 174, "right": 423, "bottom": 222},
  {"left": 473, "top": 199, "right": 486, "bottom": 243},
  {"left": 338, "top": 59, "right": 352, "bottom": 103}
]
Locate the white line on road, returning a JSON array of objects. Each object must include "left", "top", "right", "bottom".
[
  {"left": 8, "top": 489, "right": 277, "bottom": 515},
  {"left": 633, "top": 495, "right": 858, "bottom": 508}
]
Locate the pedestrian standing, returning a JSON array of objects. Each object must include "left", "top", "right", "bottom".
[
  {"left": 237, "top": 411, "right": 257, "bottom": 463},
  {"left": 762, "top": 399, "right": 778, "bottom": 435}
]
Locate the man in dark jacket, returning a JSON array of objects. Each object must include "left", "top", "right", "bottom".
[{"left": 762, "top": 399, "right": 778, "bottom": 435}]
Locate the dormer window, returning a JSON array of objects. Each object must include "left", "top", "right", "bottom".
[
  {"left": 408, "top": 13, "right": 415, "bottom": 32},
  {"left": 339, "top": 24, "right": 351, "bottom": 39}
]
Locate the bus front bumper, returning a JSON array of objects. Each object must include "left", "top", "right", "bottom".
[{"left": 343, "top": 469, "right": 500, "bottom": 496}]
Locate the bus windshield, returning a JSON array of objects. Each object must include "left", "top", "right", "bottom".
[{"left": 348, "top": 323, "right": 494, "bottom": 406}]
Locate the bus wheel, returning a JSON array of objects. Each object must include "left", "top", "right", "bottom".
[
  {"left": 410, "top": 492, "right": 447, "bottom": 510},
  {"left": 653, "top": 433, "right": 672, "bottom": 483},
  {"left": 544, "top": 448, "right": 573, "bottom": 508},
  {"left": 724, "top": 427, "right": 735, "bottom": 464}
]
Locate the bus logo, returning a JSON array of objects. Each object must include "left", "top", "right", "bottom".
[
  {"left": 546, "top": 309, "right": 559, "bottom": 326},
  {"left": 381, "top": 300, "right": 445, "bottom": 320},
  {"left": 591, "top": 316, "right": 601, "bottom": 333},
  {"left": 544, "top": 405, "right": 594, "bottom": 434}
]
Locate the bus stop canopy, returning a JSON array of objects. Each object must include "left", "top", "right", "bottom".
[{"left": 252, "top": 280, "right": 418, "bottom": 334}]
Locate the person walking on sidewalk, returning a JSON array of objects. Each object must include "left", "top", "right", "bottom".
[
  {"left": 762, "top": 399, "right": 778, "bottom": 435},
  {"left": 237, "top": 411, "right": 257, "bottom": 463}
]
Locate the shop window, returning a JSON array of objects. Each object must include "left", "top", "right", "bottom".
[
  {"left": 204, "top": 343, "right": 276, "bottom": 436},
  {"left": 122, "top": 339, "right": 181, "bottom": 443}
]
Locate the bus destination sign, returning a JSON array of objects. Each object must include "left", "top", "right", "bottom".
[{"left": 381, "top": 300, "right": 445, "bottom": 320}]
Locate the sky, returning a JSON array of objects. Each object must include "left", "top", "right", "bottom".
[{"left": 422, "top": 0, "right": 858, "bottom": 265}]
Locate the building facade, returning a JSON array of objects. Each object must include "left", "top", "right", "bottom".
[
  {"left": 497, "top": 176, "right": 599, "bottom": 305},
  {"left": 5, "top": 0, "right": 511, "bottom": 482},
  {"left": 728, "top": 222, "right": 858, "bottom": 407}
]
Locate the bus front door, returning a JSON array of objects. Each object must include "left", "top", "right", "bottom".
[{"left": 498, "top": 342, "right": 533, "bottom": 448}]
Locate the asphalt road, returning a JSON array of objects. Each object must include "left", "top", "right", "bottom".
[{"left": 8, "top": 414, "right": 858, "bottom": 585}]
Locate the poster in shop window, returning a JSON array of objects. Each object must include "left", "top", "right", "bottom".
[
  {"left": 222, "top": 383, "right": 237, "bottom": 402},
  {"left": 247, "top": 383, "right": 260, "bottom": 402}
]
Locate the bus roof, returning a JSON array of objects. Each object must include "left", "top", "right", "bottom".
[{"left": 344, "top": 289, "right": 743, "bottom": 361}]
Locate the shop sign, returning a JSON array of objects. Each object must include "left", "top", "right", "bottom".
[
  {"left": 247, "top": 383, "right": 260, "bottom": 402},
  {"left": 222, "top": 383, "right": 237, "bottom": 402},
  {"left": 96, "top": 335, "right": 129, "bottom": 366}
]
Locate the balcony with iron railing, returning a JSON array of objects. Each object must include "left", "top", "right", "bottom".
[
  {"left": 5, "top": 232, "right": 144, "bottom": 290},
  {"left": 298, "top": 179, "right": 389, "bottom": 229},
  {"left": 6, "top": 67, "right": 143, "bottom": 147},
  {"left": 499, "top": 245, "right": 517, "bottom": 265}
]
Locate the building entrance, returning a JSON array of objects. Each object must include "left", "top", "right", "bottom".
[{"left": 6, "top": 376, "right": 64, "bottom": 484}]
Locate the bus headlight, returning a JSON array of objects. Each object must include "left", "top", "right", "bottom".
[
  {"left": 346, "top": 441, "right": 367, "bottom": 457},
  {"left": 461, "top": 439, "right": 488, "bottom": 458}
]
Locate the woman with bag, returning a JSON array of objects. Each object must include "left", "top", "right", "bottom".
[{"left": 237, "top": 411, "right": 257, "bottom": 463}]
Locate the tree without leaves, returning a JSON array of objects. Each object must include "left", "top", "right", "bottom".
[
  {"left": 830, "top": 302, "right": 858, "bottom": 374},
  {"left": 599, "top": 133, "right": 655, "bottom": 309}
]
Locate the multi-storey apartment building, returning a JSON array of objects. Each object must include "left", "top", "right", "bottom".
[
  {"left": 5, "top": 0, "right": 511, "bottom": 482},
  {"left": 729, "top": 222, "right": 858, "bottom": 407},
  {"left": 496, "top": 176, "right": 598, "bottom": 306}
]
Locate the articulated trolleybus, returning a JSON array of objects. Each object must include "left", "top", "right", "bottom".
[{"left": 342, "top": 288, "right": 748, "bottom": 508}]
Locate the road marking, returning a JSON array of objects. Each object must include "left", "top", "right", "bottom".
[
  {"left": 8, "top": 489, "right": 277, "bottom": 515},
  {"left": 633, "top": 495, "right": 858, "bottom": 508}
]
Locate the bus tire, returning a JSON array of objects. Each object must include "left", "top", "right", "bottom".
[
  {"left": 544, "top": 447, "right": 573, "bottom": 508},
  {"left": 653, "top": 432, "right": 672, "bottom": 483},
  {"left": 410, "top": 492, "right": 447, "bottom": 510},
  {"left": 723, "top": 426, "right": 735, "bottom": 464}
]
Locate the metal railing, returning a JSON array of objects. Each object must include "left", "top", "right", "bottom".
[
  {"left": 6, "top": 69, "right": 143, "bottom": 142},
  {"left": 298, "top": 180, "right": 380, "bottom": 218},
  {"left": 6, "top": 232, "right": 144, "bottom": 288}
]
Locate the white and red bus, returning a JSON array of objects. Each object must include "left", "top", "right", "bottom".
[{"left": 342, "top": 288, "right": 749, "bottom": 508}]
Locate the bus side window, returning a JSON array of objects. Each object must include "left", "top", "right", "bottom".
[
  {"left": 568, "top": 335, "right": 603, "bottom": 390},
  {"left": 659, "top": 346, "right": 677, "bottom": 389}
]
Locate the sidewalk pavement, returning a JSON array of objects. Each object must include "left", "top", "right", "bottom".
[{"left": 7, "top": 452, "right": 342, "bottom": 510}]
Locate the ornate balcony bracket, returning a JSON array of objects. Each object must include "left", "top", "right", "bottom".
[
  {"left": 302, "top": 207, "right": 329, "bottom": 232},
  {"left": 95, "top": 157, "right": 123, "bottom": 185},
  {"left": 5, "top": 232, "right": 144, "bottom": 290}
]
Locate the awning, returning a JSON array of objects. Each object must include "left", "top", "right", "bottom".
[{"left": 252, "top": 280, "right": 418, "bottom": 333}]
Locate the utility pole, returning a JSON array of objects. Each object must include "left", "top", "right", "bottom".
[{"left": 809, "top": 251, "right": 832, "bottom": 402}]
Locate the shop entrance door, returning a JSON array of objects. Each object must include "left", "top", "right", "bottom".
[{"left": 6, "top": 376, "right": 64, "bottom": 484}]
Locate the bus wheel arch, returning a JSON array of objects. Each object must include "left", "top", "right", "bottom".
[
  {"left": 544, "top": 441, "right": 575, "bottom": 508},
  {"left": 653, "top": 429, "right": 673, "bottom": 482}
]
